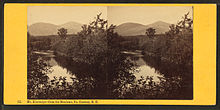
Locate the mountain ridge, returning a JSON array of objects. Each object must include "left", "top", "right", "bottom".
[
  {"left": 28, "top": 21, "right": 83, "bottom": 36},
  {"left": 115, "top": 21, "right": 171, "bottom": 36},
  {"left": 28, "top": 21, "right": 171, "bottom": 36}
]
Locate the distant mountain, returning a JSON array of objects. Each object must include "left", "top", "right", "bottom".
[
  {"left": 146, "top": 21, "right": 171, "bottom": 34},
  {"left": 115, "top": 21, "right": 170, "bottom": 36},
  {"left": 114, "top": 22, "right": 147, "bottom": 36},
  {"left": 28, "top": 22, "right": 59, "bottom": 36},
  {"left": 28, "top": 21, "right": 83, "bottom": 36},
  {"left": 28, "top": 21, "right": 170, "bottom": 36},
  {"left": 59, "top": 21, "right": 82, "bottom": 35}
]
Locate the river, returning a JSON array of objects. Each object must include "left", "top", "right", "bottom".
[
  {"left": 35, "top": 50, "right": 163, "bottom": 83},
  {"left": 29, "top": 50, "right": 193, "bottom": 99}
]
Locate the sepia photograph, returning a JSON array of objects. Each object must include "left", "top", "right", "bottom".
[{"left": 27, "top": 6, "right": 193, "bottom": 99}]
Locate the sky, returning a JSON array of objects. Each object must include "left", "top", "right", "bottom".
[
  {"left": 28, "top": 6, "right": 193, "bottom": 26},
  {"left": 27, "top": 6, "right": 107, "bottom": 25},
  {"left": 107, "top": 6, "right": 193, "bottom": 25}
]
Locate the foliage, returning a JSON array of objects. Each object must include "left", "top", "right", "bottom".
[
  {"left": 52, "top": 13, "right": 121, "bottom": 64},
  {"left": 140, "top": 12, "right": 193, "bottom": 66},
  {"left": 166, "top": 12, "right": 193, "bottom": 37},
  {"left": 113, "top": 76, "right": 182, "bottom": 99},
  {"left": 28, "top": 33, "right": 53, "bottom": 51},
  {"left": 145, "top": 27, "right": 156, "bottom": 38},
  {"left": 78, "top": 13, "right": 107, "bottom": 36},
  {"left": 57, "top": 28, "right": 68, "bottom": 39},
  {"left": 27, "top": 53, "right": 50, "bottom": 98}
]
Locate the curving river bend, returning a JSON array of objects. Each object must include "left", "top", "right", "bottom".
[{"left": 30, "top": 50, "right": 193, "bottom": 99}]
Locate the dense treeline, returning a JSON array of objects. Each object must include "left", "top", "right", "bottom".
[
  {"left": 28, "top": 33, "right": 52, "bottom": 51},
  {"left": 28, "top": 34, "right": 76, "bottom": 51},
  {"left": 140, "top": 32, "right": 192, "bottom": 66}
]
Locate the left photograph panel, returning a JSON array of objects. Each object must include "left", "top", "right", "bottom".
[{"left": 27, "top": 6, "right": 108, "bottom": 99}]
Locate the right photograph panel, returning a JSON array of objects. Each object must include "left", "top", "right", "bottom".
[{"left": 107, "top": 6, "right": 193, "bottom": 99}]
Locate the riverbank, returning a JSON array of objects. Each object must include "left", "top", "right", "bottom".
[
  {"left": 142, "top": 50, "right": 192, "bottom": 67},
  {"left": 54, "top": 51, "right": 96, "bottom": 64}
]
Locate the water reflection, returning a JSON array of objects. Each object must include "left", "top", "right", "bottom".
[
  {"left": 28, "top": 51, "right": 192, "bottom": 99},
  {"left": 127, "top": 56, "right": 163, "bottom": 83},
  {"left": 44, "top": 55, "right": 163, "bottom": 84}
]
